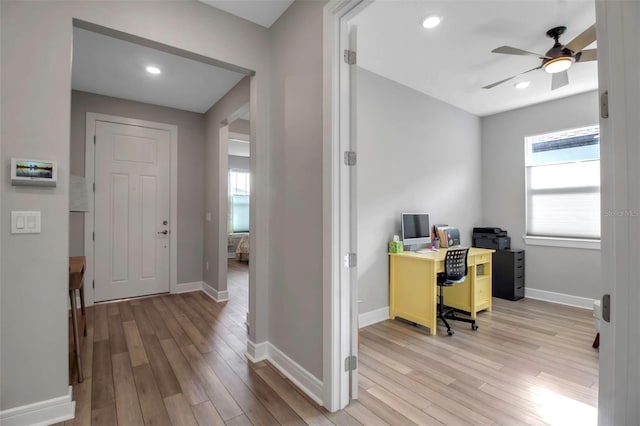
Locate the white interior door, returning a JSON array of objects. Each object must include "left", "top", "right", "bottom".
[
  {"left": 347, "top": 23, "right": 359, "bottom": 402},
  {"left": 339, "top": 19, "right": 359, "bottom": 405},
  {"left": 94, "top": 120, "right": 171, "bottom": 302},
  {"left": 596, "top": 1, "right": 640, "bottom": 423}
]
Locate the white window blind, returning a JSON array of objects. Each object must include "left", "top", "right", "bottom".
[
  {"left": 229, "top": 169, "right": 250, "bottom": 233},
  {"left": 525, "top": 126, "right": 600, "bottom": 239}
]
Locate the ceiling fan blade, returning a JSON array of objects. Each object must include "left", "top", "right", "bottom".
[
  {"left": 565, "top": 24, "right": 596, "bottom": 54},
  {"left": 551, "top": 70, "right": 569, "bottom": 90},
  {"left": 492, "top": 46, "right": 549, "bottom": 59},
  {"left": 576, "top": 48, "right": 597, "bottom": 62},
  {"left": 482, "top": 66, "right": 542, "bottom": 89}
]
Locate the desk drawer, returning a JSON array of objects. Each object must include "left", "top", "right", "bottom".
[
  {"left": 475, "top": 277, "right": 491, "bottom": 304},
  {"left": 475, "top": 253, "right": 490, "bottom": 264}
]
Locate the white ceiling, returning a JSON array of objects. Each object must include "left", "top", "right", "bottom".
[
  {"left": 351, "top": 0, "right": 598, "bottom": 117},
  {"left": 72, "top": 28, "right": 246, "bottom": 113},
  {"left": 199, "top": 0, "right": 294, "bottom": 28}
]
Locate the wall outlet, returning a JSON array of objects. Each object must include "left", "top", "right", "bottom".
[
  {"left": 206, "top": 212, "right": 211, "bottom": 222},
  {"left": 205, "top": 261, "right": 209, "bottom": 271}
]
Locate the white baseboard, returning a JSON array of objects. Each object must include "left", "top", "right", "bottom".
[
  {"left": 202, "top": 282, "right": 229, "bottom": 302},
  {"left": 243, "top": 340, "right": 323, "bottom": 406},
  {"left": 265, "top": 343, "right": 324, "bottom": 406},
  {"left": 246, "top": 340, "right": 268, "bottom": 363},
  {"left": 0, "top": 386, "right": 75, "bottom": 426},
  {"left": 359, "top": 306, "right": 389, "bottom": 328},
  {"left": 525, "top": 287, "right": 596, "bottom": 310},
  {"left": 175, "top": 281, "right": 203, "bottom": 294}
]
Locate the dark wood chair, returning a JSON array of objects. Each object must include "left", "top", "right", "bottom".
[{"left": 69, "top": 256, "right": 87, "bottom": 382}]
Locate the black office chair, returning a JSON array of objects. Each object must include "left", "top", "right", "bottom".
[{"left": 437, "top": 248, "right": 478, "bottom": 336}]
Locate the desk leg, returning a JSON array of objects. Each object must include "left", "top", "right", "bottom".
[{"left": 70, "top": 289, "right": 84, "bottom": 383}]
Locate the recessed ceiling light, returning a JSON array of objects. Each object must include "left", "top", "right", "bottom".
[
  {"left": 421, "top": 15, "right": 442, "bottom": 29},
  {"left": 514, "top": 81, "right": 531, "bottom": 89},
  {"left": 146, "top": 66, "right": 161, "bottom": 75}
]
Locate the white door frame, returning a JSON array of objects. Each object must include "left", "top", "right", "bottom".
[
  {"left": 216, "top": 103, "right": 251, "bottom": 302},
  {"left": 322, "top": 0, "right": 371, "bottom": 412},
  {"left": 84, "top": 112, "right": 178, "bottom": 305},
  {"left": 217, "top": 124, "right": 230, "bottom": 299}
]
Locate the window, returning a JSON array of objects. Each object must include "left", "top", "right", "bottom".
[
  {"left": 525, "top": 125, "right": 600, "bottom": 240},
  {"left": 229, "top": 169, "right": 250, "bottom": 233}
]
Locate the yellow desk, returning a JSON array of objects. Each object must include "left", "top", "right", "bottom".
[{"left": 389, "top": 247, "right": 494, "bottom": 335}]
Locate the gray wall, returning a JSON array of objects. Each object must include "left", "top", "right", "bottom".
[
  {"left": 70, "top": 90, "right": 205, "bottom": 287},
  {"left": 1, "top": 0, "right": 270, "bottom": 411},
  {"left": 229, "top": 118, "right": 250, "bottom": 134},
  {"left": 357, "top": 68, "right": 483, "bottom": 315},
  {"left": 269, "top": 0, "right": 326, "bottom": 380},
  {"left": 481, "top": 90, "right": 601, "bottom": 299},
  {"left": 203, "top": 78, "right": 250, "bottom": 292},
  {"left": 229, "top": 155, "right": 250, "bottom": 171}
]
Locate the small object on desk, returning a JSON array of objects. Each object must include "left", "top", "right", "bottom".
[
  {"left": 388, "top": 240, "right": 404, "bottom": 253},
  {"left": 437, "top": 226, "right": 460, "bottom": 248},
  {"left": 415, "top": 249, "right": 437, "bottom": 254}
]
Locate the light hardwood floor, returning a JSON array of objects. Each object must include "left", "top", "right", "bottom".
[{"left": 61, "top": 260, "right": 598, "bottom": 425}]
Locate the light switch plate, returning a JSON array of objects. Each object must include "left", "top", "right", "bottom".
[{"left": 11, "top": 211, "right": 41, "bottom": 234}]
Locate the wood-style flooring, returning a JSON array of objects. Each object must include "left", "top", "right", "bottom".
[{"left": 60, "top": 260, "right": 598, "bottom": 425}]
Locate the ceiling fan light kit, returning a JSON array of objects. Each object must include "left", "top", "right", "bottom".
[
  {"left": 544, "top": 56, "right": 573, "bottom": 74},
  {"left": 483, "top": 24, "right": 597, "bottom": 90}
]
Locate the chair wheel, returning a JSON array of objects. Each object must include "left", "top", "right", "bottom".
[
  {"left": 447, "top": 330, "right": 454, "bottom": 336},
  {"left": 472, "top": 323, "right": 478, "bottom": 331}
]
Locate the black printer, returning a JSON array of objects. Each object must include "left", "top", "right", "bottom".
[{"left": 472, "top": 227, "right": 511, "bottom": 250}]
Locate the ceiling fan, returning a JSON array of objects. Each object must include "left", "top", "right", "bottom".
[{"left": 483, "top": 24, "right": 597, "bottom": 90}]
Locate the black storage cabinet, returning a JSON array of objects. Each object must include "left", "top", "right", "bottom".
[{"left": 492, "top": 250, "right": 525, "bottom": 301}]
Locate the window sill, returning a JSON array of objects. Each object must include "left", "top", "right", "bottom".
[{"left": 522, "top": 236, "right": 600, "bottom": 250}]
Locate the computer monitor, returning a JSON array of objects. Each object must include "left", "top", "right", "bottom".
[{"left": 401, "top": 213, "right": 431, "bottom": 248}]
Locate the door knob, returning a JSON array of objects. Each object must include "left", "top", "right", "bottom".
[{"left": 157, "top": 230, "right": 168, "bottom": 235}]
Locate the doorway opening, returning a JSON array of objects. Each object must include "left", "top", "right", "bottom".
[
  {"left": 72, "top": 20, "right": 255, "bottom": 302},
  {"left": 69, "top": 20, "right": 261, "bottom": 389},
  {"left": 221, "top": 106, "right": 252, "bottom": 333},
  {"left": 327, "top": 0, "right": 602, "bottom": 420}
]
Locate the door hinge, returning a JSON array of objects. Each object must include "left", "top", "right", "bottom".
[
  {"left": 93, "top": 183, "right": 95, "bottom": 192},
  {"left": 92, "top": 280, "right": 95, "bottom": 289},
  {"left": 345, "top": 253, "right": 357, "bottom": 268},
  {"left": 601, "top": 91, "right": 609, "bottom": 119},
  {"left": 92, "top": 231, "right": 95, "bottom": 241},
  {"left": 343, "top": 49, "right": 356, "bottom": 65},
  {"left": 602, "top": 294, "right": 611, "bottom": 323},
  {"left": 344, "top": 151, "right": 357, "bottom": 166},
  {"left": 345, "top": 355, "right": 357, "bottom": 371},
  {"left": 94, "top": 135, "right": 96, "bottom": 144}
]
